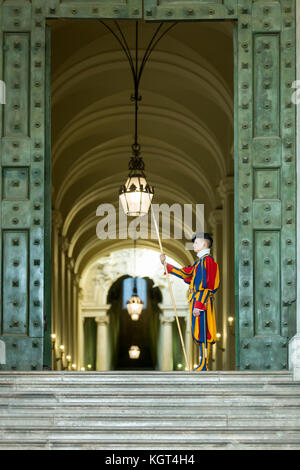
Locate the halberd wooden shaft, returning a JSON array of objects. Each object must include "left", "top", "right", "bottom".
[{"left": 146, "top": 189, "right": 190, "bottom": 371}]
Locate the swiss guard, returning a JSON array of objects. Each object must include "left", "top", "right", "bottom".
[{"left": 160, "top": 232, "right": 220, "bottom": 371}]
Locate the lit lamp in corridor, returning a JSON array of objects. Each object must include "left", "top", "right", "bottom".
[
  {"left": 51, "top": 333, "right": 56, "bottom": 347},
  {"left": 127, "top": 278, "right": 144, "bottom": 320},
  {"left": 66, "top": 354, "right": 72, "bottom": 371},
  {"left": 119, "top": 146, "right": 154, "bottom": 217},
  {"left": 127, "top": 237, "right": 144, "bottom": 320},
  {"left": 128, "top": 345, "right": 141, "bottom": 359},
  {"left": 51, "top": 334, "right": 57, "bottom": 370},
  {"left": 101, "top": 21, "right": 175, "bottom": 216}
]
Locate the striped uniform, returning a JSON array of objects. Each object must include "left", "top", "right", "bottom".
[{"left": 165, "top": 254, "right": 220, "bottom": 371}]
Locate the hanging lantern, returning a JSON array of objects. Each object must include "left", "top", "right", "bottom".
[
  {"left": 127, "top": 295, "right": 144, "bottom": 319},
  {"left": 128, "top": 345, "right": 141, "bottom": 359},
  {"left": 99, "top": 21, "right": 176, "bottom": 217},
  {"left": 127, "top": 278, "right": 144, "bottom": 320},
  {"left": 119, "top": 145, "right": 154, "bottom": 217}
]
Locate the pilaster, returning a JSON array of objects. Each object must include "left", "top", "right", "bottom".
[
  {"left": 95, "top": 314, "right": 110, "bottom": 371},
  {"left": 218, "top": 177, "right": 234, "bottom": 370},
  {"left": 159, "top": 313, "right": 174, "bottom": 371},
  {"left": 290, "top": 0, "right": 300, "bottom": 380},
  {"left": 208, "top": 208, "right": 224, "bottom": 371}
]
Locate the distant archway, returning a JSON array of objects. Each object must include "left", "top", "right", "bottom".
[{"left": 79, "top": 248, "right": 191, "bottom": 371}]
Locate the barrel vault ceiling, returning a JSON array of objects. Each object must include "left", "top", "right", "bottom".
[{"left": 48, "top": 18, "right": 234, "bottom": 275}]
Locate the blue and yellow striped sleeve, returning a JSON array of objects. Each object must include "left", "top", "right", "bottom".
[{"left": 164, "top": 262, "right": 196, "bottom": 285}]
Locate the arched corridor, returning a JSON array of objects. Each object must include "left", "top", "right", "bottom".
[{"left": 49, "top": 19, "right": 235, "bottom": 371}]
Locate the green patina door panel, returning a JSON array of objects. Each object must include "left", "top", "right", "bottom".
[
  {"left": 0, "top": 0, "right": 142, "bottom": 371},
  {"left": 0, "top": 1, "right": 46, "bottom": 370},
  {"left": 237, "top": 0, "right": 296, "bottom": 371},
  {"left": 144, "top": 0, "right": 296, "bottom": 370}
]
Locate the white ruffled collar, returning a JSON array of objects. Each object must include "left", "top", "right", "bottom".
[{"left": 197, "top": 248, "right": 211, "bottom": 259}]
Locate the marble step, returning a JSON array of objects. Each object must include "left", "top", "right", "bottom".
[
  {"left": 0, "top": 439, "right": 299, "bottom": 450},
  {"left": 0, "top": 371, "right": 293, "bottom": 385},
  {"left": 1, "top": 383, "right": 299, "bottom": 394},
  {"left": 0, "top": 427, "right": 299, "bottom": 444},
  {"left": 0, "top": 414, "right": 300, "bottom": 427},
  {"left": 1, "top": 394, "right": 300, "bottom": 408},
  {"left": 2, "top": 404, "right": 300, "bottom": 416},
  {"left": 0, "top": 371, "right": 299, "bottom": 450}
]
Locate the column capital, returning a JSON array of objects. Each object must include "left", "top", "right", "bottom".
[
  {"left": 218, "top": 176, "right": 234, "bottom": 200},
  {"left": 52, "top": 209, "right": 63, "bottom": 230},
  {"left": 60, "top": 235, "right": 69, "bottom": 253},
  {"left": 159, "top": 313, "right": 175, "bottom": 324},
  {"left": 72, "top": 272, "right": 81, "bottom": 286},
  {"left": 67, "top": 257, "right": 74, "bottom": 272},
  {"left": 160, "top": 305, "right": 188, "bottom": 318},
  {"left": 95, "top": 314, "right": 110, "bottom": 325},
  {"left": 208, "top": 209, "right": 223, "bottom": 228},
  {"left": 78, "top": 287, "right": 84, "bottom": 300}
]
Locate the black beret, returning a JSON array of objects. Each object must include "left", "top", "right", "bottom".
[{"left": 192, "top": 232, "right": 213, "bottom": 246}]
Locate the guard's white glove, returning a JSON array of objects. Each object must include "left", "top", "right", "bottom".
[
  {"left": 192, "top": 308, "right": 201, "bottom": 317},
  {"left": 160, "top": 253, "right": 166, "bottom": 265}
]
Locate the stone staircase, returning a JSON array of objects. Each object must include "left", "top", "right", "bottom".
[{"left": 0, "top": 371, "right": 300, "bottom": 450}]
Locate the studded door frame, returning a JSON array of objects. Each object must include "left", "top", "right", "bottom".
[
  {"left": 0, "top": 0, "right": 296, "bottom": 371},
  {"left": 143, "top": 0, "right": 296, "bottom": 370}
]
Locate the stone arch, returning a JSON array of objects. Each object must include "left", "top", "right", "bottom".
[{"left": 79, "top": 248, "right": 191, "bottom": 370}]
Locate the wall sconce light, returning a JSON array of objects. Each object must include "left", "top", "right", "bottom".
[
  {"left": 51, "top": 333, "right": 57, "bottom": 370},
  {"left": 71, "top": 364, "right": 77, "bottom": 370},
  {"left": 228, "top": 316, "right": 234, "bottom": 327},
  {"left": 56, "top": 345, "right": 65, "bottom": 369},
  {"left": 59, "top": 345, "right": 65, "bottom": 364},
  {"left": 177, "top": 363, "right": 183, "bottom": 370},
  {"left": 51, "top": 334, "right": 56, "bottom": 349},
  {"left": 128, "top": 345, "right": 141, "bottom": 359},
  {"left": 66, "top": 355, "right": 72, "bottom": 371},
  {"left": 81, "top": 367, "right": 85, "bottom": 371},
  {"left": 216, "top": 333, "right": 226, "bottom": 352},
  {"left": 87, "top": 364, "right": 92, "bottom": 370}
]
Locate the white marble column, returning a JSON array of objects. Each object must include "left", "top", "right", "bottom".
[
  {"left": 208, "top": 209, "right": 224, "bottom": 371},
  {"left": 184, "top": 309, "right": 193, "bottom": 371},
  {"left": 72, "top": 273, "right": 80, "bottom": 367},
  {"left": 159, "top": 314, "right": 174, "bottom": 371},
  {"left": 66, "top": 257, "right": 74, "bottom": 357},
  {"left": 60, "top": 236, "right": 69, "bottom": 350},
  {"left": 95, "top": 314, "right": 110, "bottom": 371},
  {"left": 51, "top": 210, "right": 62, "bottom": 345},
  {"left": 289, "top": 2, "right": 300, "bottom": 380},
  {"left": 218, "top": 177, "right": 235, "bottom": 371}
]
